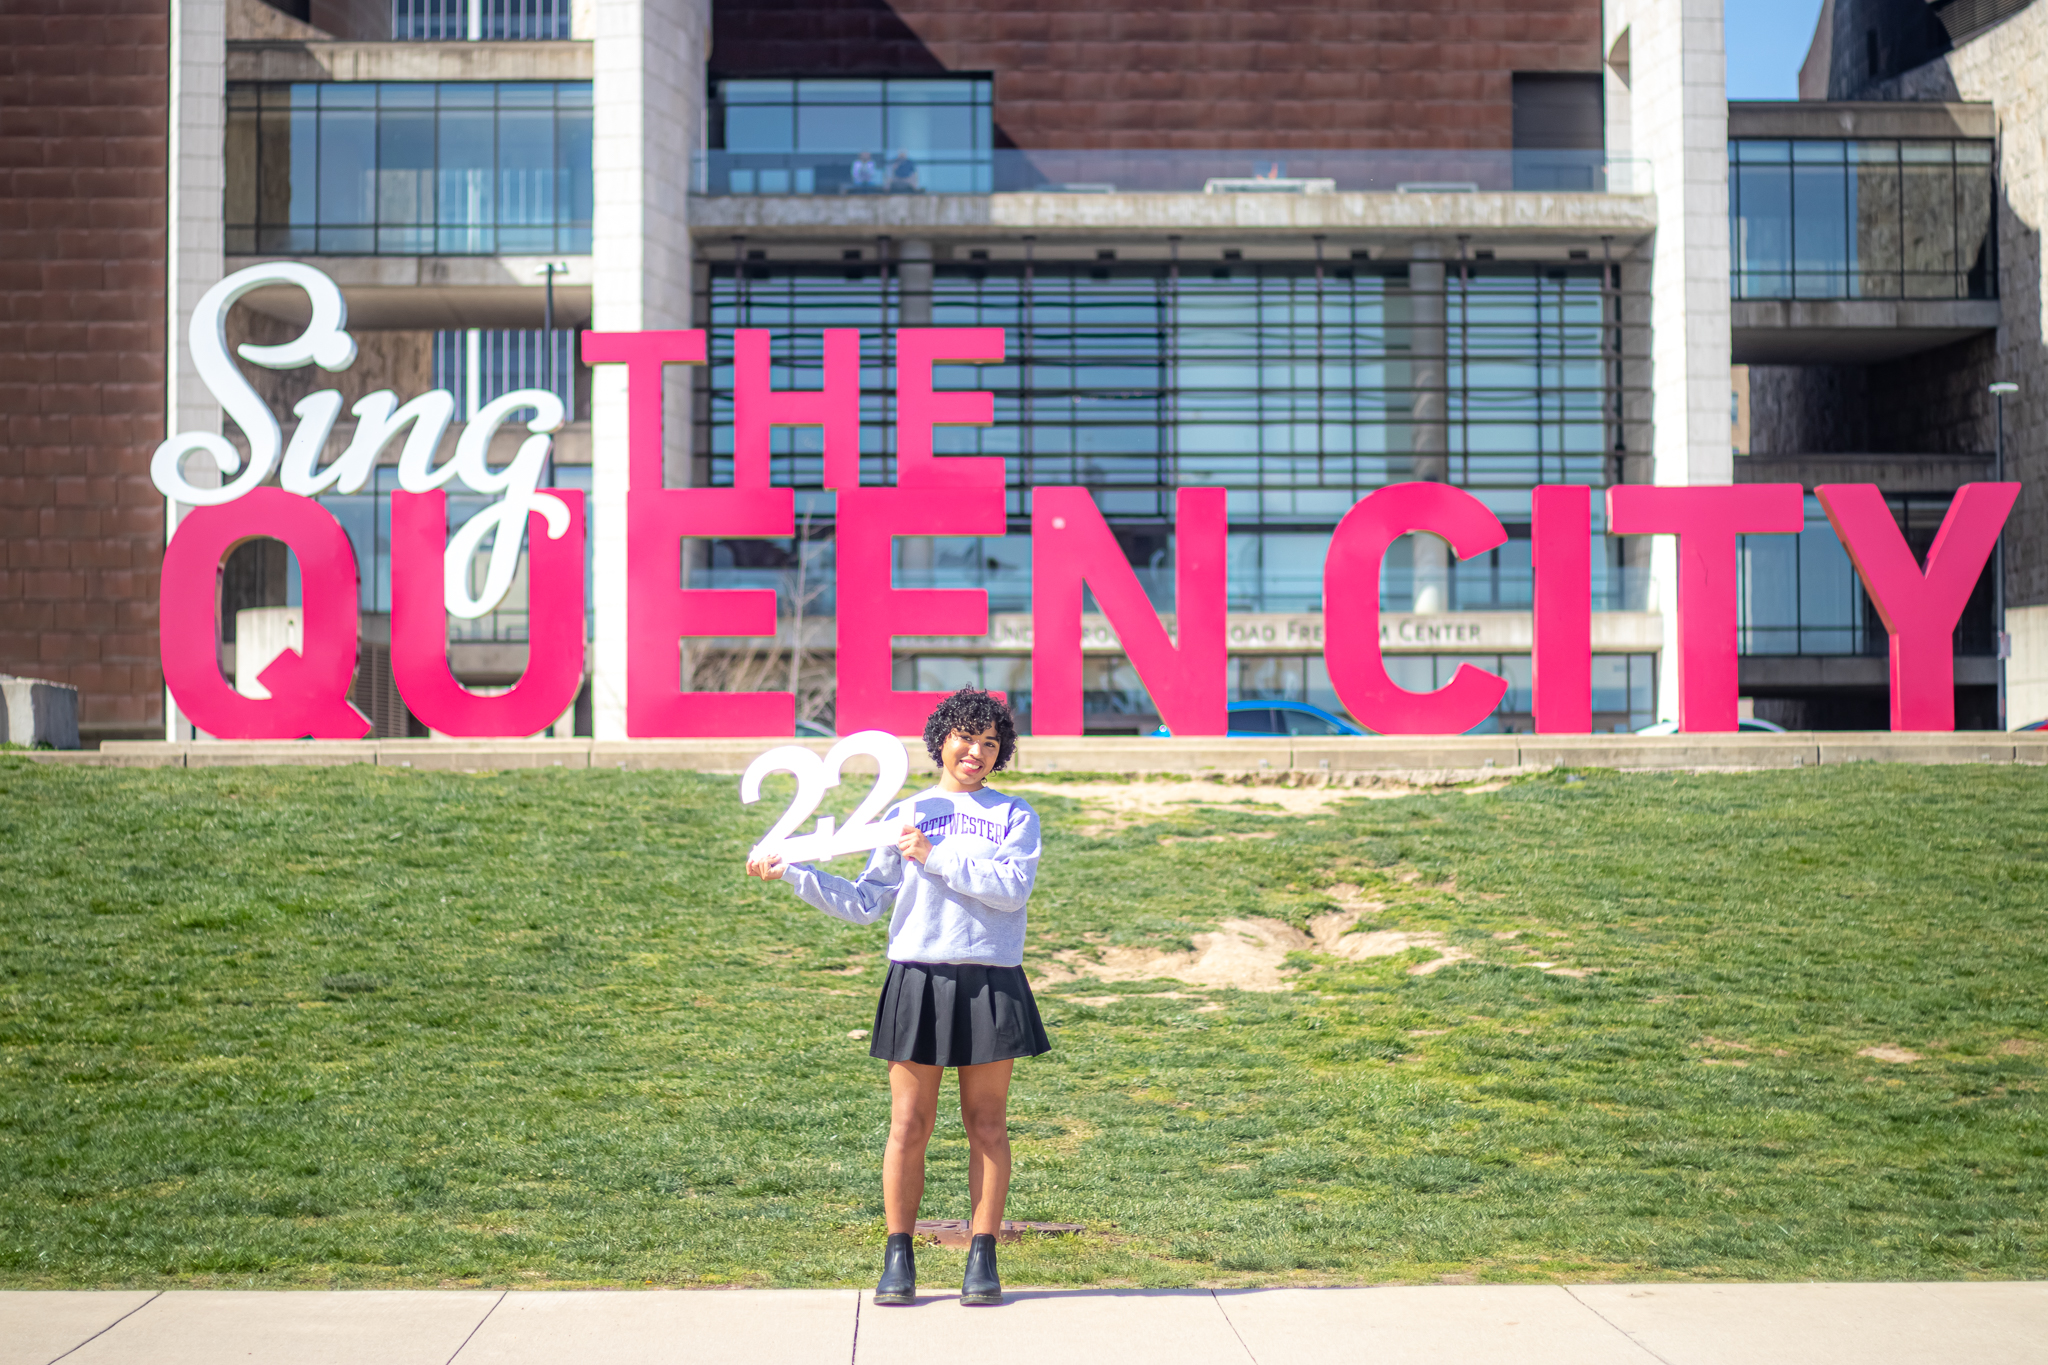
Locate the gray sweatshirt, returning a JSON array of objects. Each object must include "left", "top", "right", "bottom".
[{"left": 780, "top": 785, "right": 1041, "bottom": 967}]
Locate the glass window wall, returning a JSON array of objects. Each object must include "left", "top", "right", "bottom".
[
  {"left": 701, "top": 260, "right": 1642, "bottom": 614},
  {"left": 225, "top": 82, "right": 593, "bottom": 255},
  {"left": 1738, "top": 493, "right": 1994, "bottom": 655},
  {"left": 711, "top": 78, "right": 993, "bottom": 194},
  {"left": 1730, "top": 138, "right": 1994, "bottom": 300}
]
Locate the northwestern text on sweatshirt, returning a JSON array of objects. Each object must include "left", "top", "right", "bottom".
[{"left": 779, "top": 786, "right": 1040, "bottom": 967}]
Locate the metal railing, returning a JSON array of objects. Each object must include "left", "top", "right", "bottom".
[{"left": 695, "top": 149, "right": 1649, "bottom": 197}]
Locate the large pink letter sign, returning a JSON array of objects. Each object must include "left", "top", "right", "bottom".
[
  {"left": 160, "top": 487, "right": 370, "bottom": 739},
  {"left": 1324, "top": 483, "right": 1509, "bottom": 734},
  {"left": 584, "top": 329, "right": 796, "bottom": 737},
  {"left": 1532, "top": 484, "right": 1593, "bottom": 732},
  {"left": 1818, "top": 481, "right": 2019, "bottom": 731},
  {"left": 1031, "top": 486, "right": 1227, "bottom": 736},
  {"left": 1608, "top": 484, "right": 1804, "bottom": 732},
  {"left": 391, "top": 490, "right": 587, "bottom": 737},
  {"left": 835, "top": 486, "right": 1005, "bottom": 734}
]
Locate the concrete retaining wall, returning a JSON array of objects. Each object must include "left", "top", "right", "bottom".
[{"left": 23, "top": 732, "right": 2047, "bottom": 773}]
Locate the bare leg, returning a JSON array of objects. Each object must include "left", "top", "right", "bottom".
[
  {"left": 883, "top": 1061, "right": 942, "bottom": 1235},
  {"left": 957, "top": 1058, "right": 1015, "bottom": 1236}
]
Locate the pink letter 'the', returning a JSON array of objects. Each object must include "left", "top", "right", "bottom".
[
  {"left": 1817, "top": 481, "right": 2018, "bottom": 732},
  {"left": 390, "top": 490, "right": 587, "bottom": 738},
  {"left": 1607, "top": 483, "right": 1804, "bottom": 732},
  {"left": 835, "top": 485, "right": 1006, "bottom": 734},
  {"left": 894, "top": 328, "right": 1005, "bottom": 489},
  {"left": 160, "top": 487, "right": 369, "bottom": 739},
  {"left": 1324, "top": 483, "right": 1509, "bottom": 734},
  {"left": 1031, "top": 486, "right": 1227, "bottom": 736},
  {"left": 734, "top": 328, "right": 862, "bottom": 489}
]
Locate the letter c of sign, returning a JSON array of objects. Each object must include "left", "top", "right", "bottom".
[{"left": 152, "top": 262, "right": 358, "bottom": 507}]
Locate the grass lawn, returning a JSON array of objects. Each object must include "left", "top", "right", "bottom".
[{"left": 0, "top": 757, "right": 2043, "bottom": 1289}]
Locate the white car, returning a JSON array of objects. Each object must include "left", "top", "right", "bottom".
[{"left": 1633, "top": 717, "right": 1788, "bottom": 735}]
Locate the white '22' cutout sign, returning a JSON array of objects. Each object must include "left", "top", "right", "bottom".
[{"left": 740, "top": 730, "right": 912, "bottom": 863}]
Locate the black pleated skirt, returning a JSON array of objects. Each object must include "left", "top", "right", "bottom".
[{"left": 870, "top": 960, "right": 1053, "bottom": 1067}]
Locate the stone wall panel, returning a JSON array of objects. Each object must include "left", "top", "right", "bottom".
[
  {"left": 710, "top": 0, "right": 1603, "bottom": 148},
  {"left": 0, "top": 0, "right": 167, "bottom": 740}
]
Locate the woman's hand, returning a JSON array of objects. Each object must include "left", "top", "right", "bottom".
[
  {"left": 745, "top": 853, "right": 788, "bottom": 881},
  {"left": 896, "top": 824, "right": 932, "bottom": 865}
]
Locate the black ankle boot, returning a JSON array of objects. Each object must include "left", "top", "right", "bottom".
[
  {"left": 874, "top": 1232, "right": 916, "bottom": 1305},
  {"left": 960, "top": 1232, "right": 1003, "bottom": 1305}
]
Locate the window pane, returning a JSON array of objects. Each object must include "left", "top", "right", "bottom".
[
  {"left": 725, "top": 106, "right": 795, "bottom": 151},
  {"left": 1734, "top": 162, "right": 1792, "bottom": 298},
  {"left": 1791, "top": 162, "right": 1848, "bottom": 296},
  {"left": 318, "top": 105, "right": 376, "bottom": 227}
]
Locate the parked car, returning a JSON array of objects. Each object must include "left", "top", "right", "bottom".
[
  {"left": 1633, "top": 718, "right": 1787, "bottom": 735},
  {"left": 1149, "top": 700, "right": 1366, "bottom": 738}
]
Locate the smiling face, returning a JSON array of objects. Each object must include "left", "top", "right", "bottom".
[{"left": 939, "top": 725, "right": 1002, "bottom": 792}]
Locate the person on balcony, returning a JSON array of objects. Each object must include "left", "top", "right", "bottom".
[
  {"left": 850, "top": 151, "right": 882, "bottom": 192},
  {"left": 887, "top": 149, "right": 921, "bottom": 192}
]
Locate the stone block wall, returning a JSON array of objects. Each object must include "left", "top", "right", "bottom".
[
  {"left": 1749, "top": 334, "right": 1999, "bottom": 457},
  {"left": 1849, "top": 7, "right": 2048, "bottom": 608},
  {"left": 0, "top": 1, "right": 169, "bottom": 743},
  {"left": 709, "top": 0, "right": 1606, "bottom": 149}
]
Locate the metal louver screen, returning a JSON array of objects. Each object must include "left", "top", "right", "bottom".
[
  {"left": 1931, "top": 0, "right": 2037, "bottom": 45},
  {"left": 349, "top": 643, "right": 410, "bottom": 738},
  {"left": 392, "top": 0, "right": 571, "bottom": 40}
]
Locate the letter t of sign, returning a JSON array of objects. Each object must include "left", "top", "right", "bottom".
[{"left": 1606, "top": 484, "right": 1805, "bottom": 732}]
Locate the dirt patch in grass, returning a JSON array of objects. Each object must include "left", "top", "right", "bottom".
[
  {"left": 1039, "top": 908, "right": 1469, "bottom": 992},
  {"left": 1007, "top": 774, "right": 1509, "bottom": 835},
  {"left": 1858, "top": 1045, "right": 1925, "bottom": 1064},
  {"left": 1037, "top": 917, "right": 1308, "bottom": 991}
]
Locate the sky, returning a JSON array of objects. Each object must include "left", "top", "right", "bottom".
[{"left": 1725, "top": 0, "right": 1828, "bottom": 99}]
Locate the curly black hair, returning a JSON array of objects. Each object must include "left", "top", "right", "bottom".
[{"left": 922, "top": 687, "right": 1017, "bottom": 774}]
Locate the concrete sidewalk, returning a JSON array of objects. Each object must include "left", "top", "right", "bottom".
[{"left": 5, "top": 1284, "right": 2045, "bottom": 1365}]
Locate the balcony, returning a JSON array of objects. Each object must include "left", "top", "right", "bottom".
[{"left": 1728, "top": 112, "right": 1999, "bottom": 362}]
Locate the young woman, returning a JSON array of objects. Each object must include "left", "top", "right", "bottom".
[{"left": 744, "top": 688, "right": 1048, "bottom": 1306}]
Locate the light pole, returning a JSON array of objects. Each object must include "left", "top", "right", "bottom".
[
  {"left": 1989, "top": 380, "right": 2017, "bottom": 729},
  {"left": 535, "top": 261, "right": 569, "bottom": 485}
]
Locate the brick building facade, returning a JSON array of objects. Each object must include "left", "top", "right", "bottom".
[
  {"left": 709, "top": 0, "right": 1606, "bottom": 148},
  {"left": 0, "top": 1, "right": 169, "bottom": 743}
]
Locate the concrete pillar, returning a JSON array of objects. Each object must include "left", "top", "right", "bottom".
[
  {"left": 587, "top": 0, "right": 710, "bottom": 741},
  {"left": 1606, "top": 0, "right": 1730, "bottom": 721},
  {"left": 898, "top": 239, "right": 934, "bottom": 326},
  {"left": 1407, "top": 243, "right": 1450, "bottom": 612},
  {"left": 164, "top": 0, "right": 226, "bottom": 740}
]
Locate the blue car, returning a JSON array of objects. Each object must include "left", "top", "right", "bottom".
[{"left": 1149, "top": 699, "right": 1366, "bottom": 738}]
